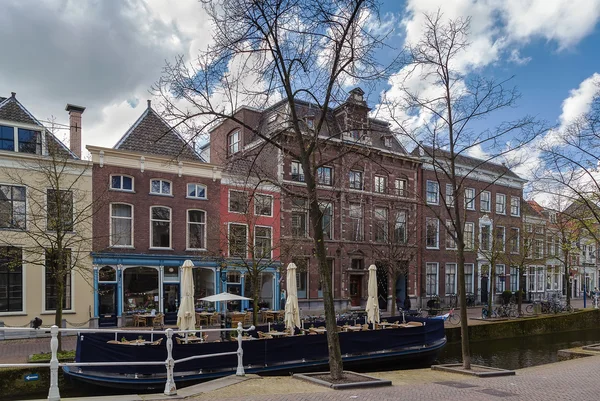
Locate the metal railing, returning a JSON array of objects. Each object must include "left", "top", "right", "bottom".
[{"left": 0, "top": 322, "right": 255, "bottom": 400}]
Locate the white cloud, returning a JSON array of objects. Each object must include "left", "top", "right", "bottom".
[
  {"left": 508, "top": 49, "right": 532, "bottom": 66},
  {"left": 559, "top": 73, "right": 600, "bottom": 128}
]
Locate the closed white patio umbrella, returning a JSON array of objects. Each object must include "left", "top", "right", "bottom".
[
  {"left": 177, "top": 260, "right": 196, "bottom": 333},
  {"left": 284, "top": 263, "right": 300, "bottom": 331},
  {"left": 366, "top": 264, "right": 380, "bottom": 324}
]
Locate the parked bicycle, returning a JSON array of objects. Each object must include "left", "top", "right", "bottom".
[{"left": 447, "top": 308, "right": 460, "bottom": 325}]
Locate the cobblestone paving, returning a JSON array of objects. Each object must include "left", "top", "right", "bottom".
[
  {"left": 190, "top": 355, "right": 600, "bottom": 401},
  {"left": 0, "top": 336, "right": 76, "bottom": 363}
]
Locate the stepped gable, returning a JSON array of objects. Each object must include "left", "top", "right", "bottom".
[{"left": 115, "top": 101, "right": 202, "bottom": 161}]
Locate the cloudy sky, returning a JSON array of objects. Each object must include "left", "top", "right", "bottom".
[{"left": 0, "top": 0, "right": 599, "bottom": 176}]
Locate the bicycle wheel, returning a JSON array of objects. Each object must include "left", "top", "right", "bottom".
[
  {"left": 449, "top": 313, "right": 460, "bottom": 325},
  {"left": 525, "top": 304, "right": 533, "bottom": 314}
]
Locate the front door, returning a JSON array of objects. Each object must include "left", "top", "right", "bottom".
[
  {"left": 395, "top": 274, "right": 407, "bottom": 310},
  {"left": 98, "top": 284, "right": 117, "bottom": 327},
  {"left": 481, "top": 276, "right": 489, "bottom": 304},
  {"left": 349, "top": 275, "right": 362, "bottom": 307},
  {"left": 163, "top": 283, "right": 180, "bottom": 325}
]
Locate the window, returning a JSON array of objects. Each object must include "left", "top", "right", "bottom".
[
  {"left": 306, "top": 117, "right": 314, "bottom": 129},
  {"left": 187, "top": 183, "right": 207, "bottom": 199},
  {"left": 465, "top": 264, "right": 474, "bottom": 294},
  {"left": 465, "top": 188, "right": 475, "bottom": 210},
  {"left": 546, "top": 265, "right": 561, "bottom": 291},
  {"left": 228, "top": 130, "right": 240, "bottom": 155},
  {"left": 480, "top": 191, "right": 491, "bottom": 212},
  {"left": 480, "top": 224, "right": 491, "bottom": 251},
  {"left": 0, "top": 185, "right": 26, "bottom": 229},
  {"left": 228, "top": 224, "right": 247, "bottom": 257},
  {"left": 374, "top": 175, "right": 387, "bottom": 193},
  {"left": 187, "top": 210, "right": 206, "bottom": 250},
  {"left": 254, "top": 194, "right": 272, "bottom": 216},
  {"left": 535, "top": 225, "right": 544, "bottom": 234},
  {"left": 110, "top": 204, "right": 133, "bottom": 247},
  {"left": 351, "top": 259, "right": 364, "bottom": 270},
  {"left": 317, "top": 167, "right": 333, "bottom": 186},
  {"left": 348, "top": 204, "right": 363, "bottom": 241},
  {"left": 446, "top": 220, "right": 456, "bottom": 249},
  {"left": 496, "top": 193, "right": 506, "bottom": 214},
  {"left": 150, "top": 179, "right": 171, "bottom": 195},
  {"left": 44, "top": 249, "right": 72, "bottom": 311},
  {"left": 229, "top": 190, "right": 248, "bottom": 213},
  {"left": 511, "top": 196, "right": 520, "bottom": 216},
  {"left": 524, "top": 238, "right": 533, "bottom": 258},
  {"left": 425, "top": 217, "right": 439, "bottom": 249},
  {"left": 426, "top": 263, "right": 438, "bottom": 296},
  {"left": 254, "top": 226, "right": 272, "bottom": 258},
  {"left": 17, "top": 129, "right": 41, "bottom": 154},
  {"left": 496, "top": 226, "right": 505, "bottom": 252},
  {"left": 464, "top": 222, "right": 475, "bottom": 250},
  {"left": 510, "top": 266, "right": 519, "bottom": 292},
  {"left": 374, "top": 207, "right": 388, "bottom": 242},
  {"left": 536, "top": 266, "right": 545, "bottom": 292},
  {"left": 495, "top": 265, "right": 506, "bottom": 292},
  {"left": 426, "top": 181, "right": 439, "bottom": 204},
  {"left": 445, "top": 263, "right": 457, "bottom": 295},
  {"left": 320, "top": 203, "right": 333, "bottom": 240},
  {"left": 291, "top": 161, "right": 305, "bottom": 182},
  {"left": 547, "top": 236, "right": 555, "bottom": 256},
  {"left": 291, "top": 198, "right": 308, "bottom": 237},
  {"left": 349, "top": 171, "right": 363, "bottom": 190},
  {"left": 0, "top": 126, "right": 14, "bottom": 151},
  {"left": 111, "top": 175, "right": 133, "bottom": 191},
  {"left": 445, "top": 183, "right": 454, "bottom": 207},
  {"left": 510, "top": 228, "right": 519, "bottom": 253},
  {"left": 47, "top": 189, "right": 73, "bottom": 231},
  {"left": 293, "top": 258, "right": 308, "bottom": 299},
  {"left": 0, "top": 247, "right": 22, "bottom": 312},
  {"left": 384, "top": 136, "right": 392, "bottom": 147},
  {"left": 395, "top": 179, "right": 407, "bottom": 196},
  {"left": 535, "top": 239, "right": 544, "bottom": 259},
  {"left": 150, "top": 206, "right": 171, "bottom": 248},
  {"left": 394, "top": 210, "right": 407, "bottom": 243},
  {"left": 227, "top": 271, "right": 241, "bottom": 283}
]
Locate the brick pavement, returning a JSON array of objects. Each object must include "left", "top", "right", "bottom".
[{"left": 190, "top": 354, "right": 600, "bottom": 401}]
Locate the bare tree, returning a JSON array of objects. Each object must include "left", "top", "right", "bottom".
[
  {"left": 154, "top": 0, "right": 396, "bottom": 378},
  {"left": 0, "top": 138, "right": 99, "bottom": 351},
  {"left": 383, "top": 11, "right": 546, "bottom": 369}
]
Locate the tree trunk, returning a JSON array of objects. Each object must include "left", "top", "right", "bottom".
[
  {"left": 456, "top": 245, "right": 471, "bottom": 370},
  {"left": 564, "top": 260, "right": 571, "bottom": 306},
  {"left": 390, "top": 272, "right": 397, "bottom": 315},
  {"left": 517, "top": 266, "right": 524, "bottom": 315},
  {"left": 252, "top": 275, "right": 260, "bottom": 326},
  {"left": 487, "top": 264, "right": 495, "bottom": 318},
  {"left": 55, "top": 271, "right": 64, "bottom": 352}
]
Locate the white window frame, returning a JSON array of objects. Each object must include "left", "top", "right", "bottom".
[
  {"left": 495, "top": 264, "right": 506, "bottom": 293},
  {"left": 254, "top": 193, "right": 273, "bottom": 217},
  {"left": 291, "top": 161, "right": 305, "bottom": 182},
  {"left": 228, "top": 130, "right": 240, "bottom": 155},
  {"left": 480, "top": 191, "right": 491, "bottom": 212},
  {"left": 426, "top": 181, "right": 439, "bottom": 205},
  {"left": 254, "top": 225, "right": 273, "bottom": 259},
  {"left": 320, "top": 202, "right": 334, "bottom": 240},
  {"left": 110, "top": 174, "right": 134, "bottom": 192},
  {"left": 445, "top": 183, "right": 454, "bottom": 207},
  {"left": 149, "top": 179, "right": 172, "bottom": 196},
  {"left": 496, "top": 193, "right": 506, "bottom": 215},
  {"left": 228, "top": 189, "right": 248, "bottom": 214},
  {"left": 291, "top": 198, "right": 308, "bottom": 238},
  {"left": 187, "top": 183, "right": 208, "bottom": 200},
  {"left": 464, "top": 263, "right": 475, "bottom": 294},
  {"left": 425, "top": 217, "right": 440, "bottom": 249},
  {"left": 465, "top": 188, "right": 475, "bottom": 210},
  {"left": 446, "top": 220, "right": 456, "bottom": 250},
  {"left": 395, "top": 178, "right": 407, "bottom": 197},
  {"left": 510, "top": 227, "right": 520, "bottom": 254},
  {"left": 374, "top": 207, "right": 388, "bottom": 243},
  {"left": 496, "top": 226, "right": 506, "bottom": 252},
  {"left": 149, "top": 206, "right": 172, "bottom": 249},
  {"left": 348, "top": 203, "right": 363, "bottom": 241},
  {"left": 510, "top": 196, "right": 520, "bottom": 216},
  {"left": 480, "top": 224, "right": 491, "bottom": 251},
  {"left": 186, "top": 209, "right": 207, "bottom": 251},
  {"left": 425, "top": 262, "right": 439, "bottom": 297},
  {"left": 109, "top": 203, "right": 134, "bottom": 248},
  {"left": 445, "top": 263, "right": 457, "bottom": 295},
  {"left": 374, "top": 175, "right": 387, "bottom": 194},
  {"left": 228, "top": 223, "right": 248, "bottom": 258},
  {"left": 464, "top": 222, "right": 475, "bottom": 250}
]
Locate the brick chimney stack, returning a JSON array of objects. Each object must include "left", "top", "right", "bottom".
[{"left": 65, "top": 104, "right": 85, "bottom": 158}]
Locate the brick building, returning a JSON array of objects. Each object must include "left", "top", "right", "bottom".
[
  {"left": 413, "top": 146, "right": 526, "bottom": 306},
  {"left": 207, "top": 88, "right": 420, "bottom": 312},
  {"left": 87, "top": 101, "right": 226, "bottom": 327}
]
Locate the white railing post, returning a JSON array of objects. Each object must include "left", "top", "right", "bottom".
[
  {"left": 164, "top": 328, "right": 176, "bottom": 395},
  {"left": 48, "top": 325, "right": 60, "bottom": 401},
  {"left": 235, "top": 322, "right": 244, "bottom": 376}
]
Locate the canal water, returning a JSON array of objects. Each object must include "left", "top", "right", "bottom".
[{"left": 436, "top": 328, "right": 600, "bottom": 370}]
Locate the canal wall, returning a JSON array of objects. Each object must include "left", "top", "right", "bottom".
[{"left": 445, "top": 309, "right": 600, "bottom": 343}]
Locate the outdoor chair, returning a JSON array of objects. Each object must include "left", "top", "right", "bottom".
[
  {"left": 263, "top": 311, "right": 275, "bottom": 323},
  {"left": 152, "top": 313, "right": 164, "bottom": 328},
  {"left": 244, "top": 312, "right": 253, "bottom": 326},
  {"left": 209, "top": 313, "right": 220, "bottom": 326},
  {"left": 133, "top": 315, "right": 146, "bottom": 327},
  {"left": 196, "top": 313, "right": 209, "bottom": 327},
  {"left": 231, "top": 314, "right": 245, "bottom": 326}
]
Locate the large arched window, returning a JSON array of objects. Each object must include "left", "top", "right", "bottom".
[
  {"left": 123, "top": 267, "right": 159, "bottom": 312},
  {"left": 150, "top": 206, "right": 171, "bottom": 248},
  {"left": 228, "top": 130, "right": 240, "bottom": 155}
]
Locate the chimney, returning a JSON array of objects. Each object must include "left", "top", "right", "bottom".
[{"left": 65, "top": 104, "right": 85, "bottom": 158}]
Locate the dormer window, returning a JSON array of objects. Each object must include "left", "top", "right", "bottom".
[
  {"left": 187, "top": 183, "right": 207, "bottom": 200},
  {"left": 228, "top": 130, "right": 240, "bottom": 155},
  {"left": 0, "top": 125, "right": 41, "bottom": 155},
  {"left": 384, "top": 137, "right": 392, "bottom": 148},
  {"left": 306, "top": 117, "right": 314, "bottom": 129}
]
